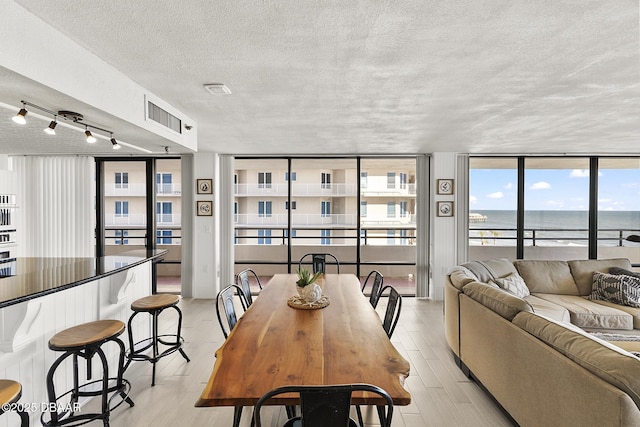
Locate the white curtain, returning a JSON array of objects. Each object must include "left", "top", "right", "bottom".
[{"left": 12, "top": 156, "right": 95, "bottom": 257}]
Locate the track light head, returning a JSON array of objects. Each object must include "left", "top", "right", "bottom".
[
  {"left": 44, "top": 119, "right": 57, "bottom": 135},
  {"left": 12, "top": 107, "right": 27, "bottom": 124},
  {"left": 85, "top": 128, "right": 96, "bottom": 143},
  {"left": 111, "top": 137, "right": 121, "bottom": 150}
]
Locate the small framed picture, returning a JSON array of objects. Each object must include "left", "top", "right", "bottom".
[
  {"left": 437, "top": 201, "right": 454, "bottom": 217},
  {"left": 197, "top": 179, "right": 213, "bottom": 194},
  {"left": 196, "top": 200, "right": 213, "bottom": 216},
  {"left": 437, "top": 179, "right": 454, "bottom": 195}
]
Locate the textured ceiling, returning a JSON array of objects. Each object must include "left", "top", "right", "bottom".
[{"left": 2, "top": 0, "right": 639, "bottom": 156}]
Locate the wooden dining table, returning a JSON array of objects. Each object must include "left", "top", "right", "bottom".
[{"left": 195, "top": 273, "right": 411, "bottom": 411}]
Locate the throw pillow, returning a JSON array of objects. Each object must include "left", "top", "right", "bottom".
[
  {"left": 609, "top": 266, "right": 640, "bottom": 280},
  {"left": 589, "top": 271, "right": 640, "bottom": 308},
  {"left": 491, "top": 273, "right": 530, "bottom": 298}
]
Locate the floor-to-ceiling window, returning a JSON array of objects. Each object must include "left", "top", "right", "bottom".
[
  {"left": 468, "top": 157, "right": 518, "bottom": 260},
  {"left": 234, "top": 157, "right": 419, "bottom": 294},
  {"left": 98, "top": 157, "right": 183, "bottom": 293},
  {"left": 469, "top": 156, "right": 640, "bottom": 265}
]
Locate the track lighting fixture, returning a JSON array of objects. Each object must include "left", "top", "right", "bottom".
[
  {"left": 85, "top": 127, "right": 96, "bottom": 143},
  {"left": 12, "top": 103, "right": 27, "bottom": 124},
  {"left": 110, "top": 134, "right": 120, "bottom": 150},
  {"left": 9, "top": 99, "right": 152, "bottom": 153},
  {"left": 44, "top": 117, "right": 57, "bottom": 135}
]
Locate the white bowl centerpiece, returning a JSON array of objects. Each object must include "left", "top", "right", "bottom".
[{"left": 295, "top": 268, "right": 323, "bottom": 304}]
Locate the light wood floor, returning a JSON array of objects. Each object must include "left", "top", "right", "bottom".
[{"left": 93, "top": 297, "right": 515, "bottom": 427}]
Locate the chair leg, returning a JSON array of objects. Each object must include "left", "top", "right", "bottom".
[
  {"left": 356, "top": 405, "right": 364, "bottom": 426},
  {"left": 233, "top": 405, "right": 243, "bottom": 427}
]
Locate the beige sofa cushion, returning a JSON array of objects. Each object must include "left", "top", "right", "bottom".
[
  {"left": 514, "top": 260, "right": 578, "bottom": 295},
  {"left": 448, "top": 266, "right": 478, "bottom": 290},
  {"left": 568, "top": 258, "right": 632, "bottom": 296},
  {"left": 525, "top": 295, "right": 571, "bottom": 323},
  {"left": 460, "top": 258, "right": 518, "bottom": 283},
  {"left": 533, "top": 293, "right": 633, "bottom": 330},
  {"left": 463, "top": 281, "right": 533, "bottom": 321},
  {"left": 590, "top": 300, "right": 640, "bottom": 330},
  {"left": 513, "top": 311, "right": 640, "bottom": 408}
]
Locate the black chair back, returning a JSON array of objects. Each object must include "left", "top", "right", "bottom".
[
  {"left": 236, "top": 268, "right": 262, "bottom": 307},
  {"left": 298, "top": 253, "right": 340, "bottom": 274},
  {"left": 253, "top": 383, "right": 393, "bottom": 427},
  {"left": 380, "top": 285, "right": 402, "bottom": 338},
  {"left": 362, "top": 270, "right": 384, "bottom": 308},
  {"left": 216, "top": 284, "right": 246, "bottom": 339}
]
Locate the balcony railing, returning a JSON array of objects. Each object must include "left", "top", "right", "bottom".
[
  {"left": 469, "top": 227, "right": 640, "bottom": 247},
  {"left": 361, "top": 183, "right": 416, "bottom": 196},
  {"left": 104, "top": 183, "right": 146, "bottom": 197},
  {"left": 156, "top": 183, "right": 182, "bottom": 195},
  {"left": 235, "top": 213, "right": 358, "bottom": 226},
  {"left": 104, "top": 214, "right": 182, "bottom": 226},
  {"left": 234, "top": 183, "right": 357, "bottom": 197}
]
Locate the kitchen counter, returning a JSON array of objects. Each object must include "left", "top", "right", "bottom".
[{"left": 0, "top": 249, "right": 167, "bottom": 308}]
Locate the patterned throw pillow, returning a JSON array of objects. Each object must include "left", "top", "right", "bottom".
[
  {"left": 589, "top": 271, "right": 640, "bottom": 308},
  {"left": 491, "top": 273, "right": 530, "bottom": 298}
]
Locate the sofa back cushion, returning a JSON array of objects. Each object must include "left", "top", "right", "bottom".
[
  {"left": 513, "top": 311, "right": 640, "bottom": 409},
  {"left": 448, "top": 266, "right": 478, "bottom": 290},
  {"left": 463, "top": 281, "right": 533, "bottom": 321},
  {"left": 514, "top": 260, "right": 578, "bottom": 295},
  {"left": 569, "top": 258, "right": 633, "bottom": 295},
  {"left": 460, "top": 258, "right": 518, "bottom": 283}
]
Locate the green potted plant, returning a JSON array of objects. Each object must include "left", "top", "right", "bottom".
[{"left": 296, "top": 268, "right": 323, "bottom": 303}]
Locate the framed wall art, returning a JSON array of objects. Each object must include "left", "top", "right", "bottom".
[
  {"left": 196, "top": 200, "right": 213, "bottom": 216},
  {"left": 197, "top": 179, "right": 213, "bottom": 194},
  {"left": 437, "top": 179, "right": 454, "bottom": 195},
  {"left": 437, "top": 201, "right": 454, "bottom": 217}
]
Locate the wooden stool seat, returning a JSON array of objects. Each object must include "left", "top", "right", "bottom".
[
  {"left": 0, "top": 380, "right": 28, "bottom": 427},
  {"left": 0, "top": 379, "right": 21, "bottom": 406},
  {"left": 131, "top": 294, "right": 179, "bottom": 312},
  {"left": 49, "top": 320, "right": 125, "bottom": 351}
]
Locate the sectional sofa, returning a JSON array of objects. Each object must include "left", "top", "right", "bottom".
[{"left": 444, "top": 258, "right": 640, "bottom": 427}]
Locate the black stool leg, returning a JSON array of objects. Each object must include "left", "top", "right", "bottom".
[
  {"left": 113, "top": 337, "right": 135, "bottom": 407},
  {"left": 17, "top": 409, "right": 29, "bottom": 427},
  {"left": 171, "top": 305, "right": 190, "bottom": 363}
]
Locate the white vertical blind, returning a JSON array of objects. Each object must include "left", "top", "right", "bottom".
[
  {"left": 12, "top": 156, "right": 95, "bottom": 257},
  {"left": 416, "top": 154, "right": 430, "bottom": 298},
  {"left": 219, "top": 154, "right": 235, "bottom": 291}
]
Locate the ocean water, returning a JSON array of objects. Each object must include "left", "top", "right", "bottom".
[{"left": 469, "top": 210, "right": 640, "bottom": 246}]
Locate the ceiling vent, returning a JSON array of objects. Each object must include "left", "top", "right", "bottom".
[
  {"left": 147, "top": 100, "right": 181, "bottom": 133},
  {"left": 204, "top": 83, "right": 231, "bottom": 95}
]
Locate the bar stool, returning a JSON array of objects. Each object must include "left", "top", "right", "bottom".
[
  {"left": 125, "top": 294, "right": 190, "bottom": 386},
  {"left": 0, "top": 379, "right": 29, "bottom": 427},
  {"left": 42, "top": 319, "right": 134, "bottom": 427}
]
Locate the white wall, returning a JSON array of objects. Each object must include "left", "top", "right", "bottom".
[{"left": 431, "top": 152, "right": 459, "bottom": 300}]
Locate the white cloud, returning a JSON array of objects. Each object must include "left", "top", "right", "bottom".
[
  {"left": 598, "top": 198, "right": 612, "bottom": 203},
  {"left": 504, "top": 182, "right": 513, "bottom": 190},
  {"left": 487, "top": 192, "right": 504, "bottom": 199},
  {"left": 469, "top": 195, "right": 477, "bottom": 204},
  {"left": 546, "top": 200, "right": 564, "bottom": 207},
  {"left": 570, "top": 169, "right": 602, "bottom": 178},
  {"left": 570, "top": 169, "right": 589, "bottom": 178},
  {"left": 530, "top": 181, "right": 551, "bottom": 190}
]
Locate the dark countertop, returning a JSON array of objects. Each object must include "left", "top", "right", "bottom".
[{"left": 0, "top": 249, "right": 168, "bottom": 309}]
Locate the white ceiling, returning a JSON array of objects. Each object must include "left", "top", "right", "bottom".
[{"left": 2, "top": 0, "right": 639, "bottom": 156}]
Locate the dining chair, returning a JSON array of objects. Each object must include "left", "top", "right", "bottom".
[
  {"left": 235, "top": 268, "right": 262, "bottom": 307},
  {"left": 361, "top": 270, "right": 384, "bottom": 308},
  {"left": 298, "top": 253, "right": 340, "bottom": 274},
  {"left": 253, "top": 384, "right": 393, "bottom": 427},
  {"left": 356, "top": 285, "right": 402, "bottom": 426},
  {"left": 215, "top": 284, "right": 249, "bottom": 427}
]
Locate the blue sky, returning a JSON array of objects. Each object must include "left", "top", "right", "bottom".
[{"left": 470, "top": 168, "right": 640, "bottom": 211}]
